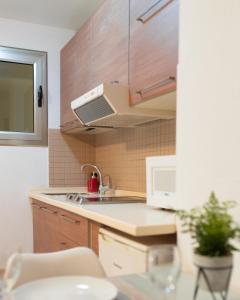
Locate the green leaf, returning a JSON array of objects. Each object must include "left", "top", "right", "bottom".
[{"left": 175, "top": 192, "right": 240, "bottom": 256}]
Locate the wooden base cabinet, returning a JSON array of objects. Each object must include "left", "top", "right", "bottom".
[{"left": 31, "top": 199, "right": 100, "bottom": 255}]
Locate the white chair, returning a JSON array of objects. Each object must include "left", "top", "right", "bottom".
[{"left": 4, "top": 247, "right": 106, "bottom": 289}]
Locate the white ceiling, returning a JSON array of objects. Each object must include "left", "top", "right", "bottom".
[{"left": 0, "top": 0, "right": 104, "bottom": 30}]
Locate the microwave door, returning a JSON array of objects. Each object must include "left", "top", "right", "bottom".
[{"left": 146, "top": 156, "right": 176, "bottom": 209}]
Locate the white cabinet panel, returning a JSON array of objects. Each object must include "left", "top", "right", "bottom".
[{"left": 99, "top": 230, "right": 147, "bottom": 276}]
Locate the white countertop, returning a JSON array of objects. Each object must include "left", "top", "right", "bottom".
[{"left": 29, "top": 187, "right": 176, "bottom": 237}]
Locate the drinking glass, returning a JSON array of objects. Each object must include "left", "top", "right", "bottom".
[
  {"left": 0, "top": 279, "right": 6, "bottom": 300},
  {"left": 148, "top": 245, "right": 181, "bottom": 300},
  {"left": 0, "top": 253, "right": 22, "bottom": 299}
]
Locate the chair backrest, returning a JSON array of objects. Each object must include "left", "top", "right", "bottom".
[{"left": 4, "top": 247, "right": 106, "bottom": 289}]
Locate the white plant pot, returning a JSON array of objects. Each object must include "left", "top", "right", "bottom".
[{"left": 193, "top": 253, "right": 233, "bottom": 292}]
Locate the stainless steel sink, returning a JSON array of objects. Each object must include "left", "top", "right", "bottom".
[{"left": 44, "top": 193, "right": 146, "bottom": 205}]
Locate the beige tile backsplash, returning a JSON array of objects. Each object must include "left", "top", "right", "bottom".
[
  {"left": 49, "top": 119, "right": 176, "bottom": 192},
  {"left": 49, "top": 130, "right": 95, "bottom": 187}
]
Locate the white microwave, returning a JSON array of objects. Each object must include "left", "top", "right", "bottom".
[{"left": 146, "top": 155, "right": 176, "bottom": 209}]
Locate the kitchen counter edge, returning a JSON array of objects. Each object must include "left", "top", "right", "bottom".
[{"left": 29, "top": 188, "right": 176, "bottom": 237}]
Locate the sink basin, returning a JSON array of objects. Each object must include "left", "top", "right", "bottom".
[{"left": 44, "top": 193, "right": 146, "bottom": 205}]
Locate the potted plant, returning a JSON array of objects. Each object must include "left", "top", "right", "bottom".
[{"left": 178, "top": 192, "right": 240, "bottom": 293}]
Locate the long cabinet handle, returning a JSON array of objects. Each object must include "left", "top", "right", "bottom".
[
  {"left": 40, "top": 207, "right": 57, "bottom": 215},
  {"left": 137, "top": 0, "right": 173, "bottom": 23},
  {"left": 136, "top": 76, "right": 176, "bottom": 96},
  {"left": 61, "top": 214, "right": 80, "bottom": 225}
]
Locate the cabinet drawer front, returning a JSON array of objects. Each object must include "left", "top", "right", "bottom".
[
  {"left": 59, "top": 210, "right": 88, "bottom": 246},
  {"left": 32, "top": 200, "right": 59, "bottom": 215},
  {"left": 32, "top": 200, "right": 59, "bottom": 228},
  {"left": 39, "top": 203, "right": 59, "bottom": 228},
  {"left": 99, "top": 234, "right": 147, "bottom": 277},
  {"left": 57, "top": 233, "right": 80, "bottom": 251}
]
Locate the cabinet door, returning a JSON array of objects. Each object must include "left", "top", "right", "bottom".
[
  {"left": 32, "top": 201, "right": 45, "bottom": 253},
  {"left": 99, "top": 233, "right": 147, "bottom": 276},
  {"left": 60, "top": 19, "right": 92, "bottom": 128},
  {"left": 40, "top": 204, "right": 60, "bottom": 252},
  {"left": 32, "top": 200, "right": 60, "bottom": 253},
  {"left": 90, "top": 0, "right": 129, "bottom": 87},
  {"left": 59, "top": 210, "right": 88, "bottom": 247},
  {"left": 130, "top": 0, "right": 179, "bottom": 105}
]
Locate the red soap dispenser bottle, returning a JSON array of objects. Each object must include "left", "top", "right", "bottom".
[{"left": 87, "top": 172, "right": 99, "bottom": 193}]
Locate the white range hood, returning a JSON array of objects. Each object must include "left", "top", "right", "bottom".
[{"left": 70, "top": 83, "right": 175, "bottom": 134}]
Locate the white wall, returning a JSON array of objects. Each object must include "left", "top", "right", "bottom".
[
  {"left": 0, "top": 18, "right": 74, "bottom": 268},
  {"left": 177, "top": 0, "right": 240, "bottom": 292}
]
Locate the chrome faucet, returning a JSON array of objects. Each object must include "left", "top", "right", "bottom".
[{"left": 81, "top": 163, "right": 108, "bottom": 196}]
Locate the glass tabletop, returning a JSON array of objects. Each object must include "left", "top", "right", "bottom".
[
  {"left": 109, "top": 273, "right": 239, "bottom": 300},
  {"left": 5, "top": 272, "right": 239, "bottom": 300}
]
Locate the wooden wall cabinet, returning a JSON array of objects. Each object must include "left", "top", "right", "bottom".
[
  {"left": 31, "top": 200, "right": 100, "bottom": 255},
  {"left": 129, "top": 0, "right": 179, "bottom": 105},
  {"left": 60, "top": 0, "right": 179, "bottom": 129},
  {"left": 60, "top": 19, "right": 93, "bottom": 130},
  {"left": 60, "top": 0, "right": 129, "bottom": 131},
  {"left": 90, "top": 0, "right": 129, "bottom": 88}
]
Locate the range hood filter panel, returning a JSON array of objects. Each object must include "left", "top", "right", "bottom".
[{"left": 74, "top": 95, "right": 114, "bottom": 124}]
